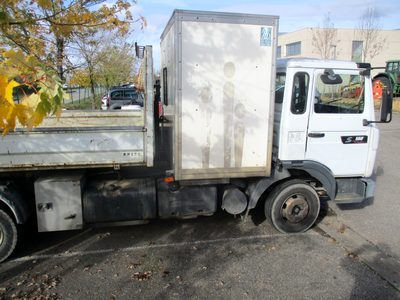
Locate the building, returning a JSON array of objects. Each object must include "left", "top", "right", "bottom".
[{"left": 278, "top": 28, "right": 400, "bottom": 73}]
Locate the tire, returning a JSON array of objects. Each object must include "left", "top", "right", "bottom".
[
  {"left": 265, "top": 179, "right": 320, "bottom": 233},
  {"left": 0, "top": 210, "right": 18, "bottom": 262}
]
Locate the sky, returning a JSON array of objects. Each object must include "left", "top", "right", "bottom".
[{"left": 130, "top": 0, "right": 400, "bottom": 68}]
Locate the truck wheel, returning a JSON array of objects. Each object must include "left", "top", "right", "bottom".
[
  {"left": 265, "top": 180, "right": 320, "bottom": 233},
  {"left": 0, "top": 210, "right": 18, "bottom": 262}
]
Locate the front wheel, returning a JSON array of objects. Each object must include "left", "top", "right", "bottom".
[
  {"left": 0, "top": 210, "right": 18, "bottom": 262},
  {"left": 265, "top": 180, "right": 320, "bottom": 233}
]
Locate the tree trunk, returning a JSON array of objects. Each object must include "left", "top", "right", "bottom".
[
  {"left": 88, "top": 65, "right": 97, "bottom": 110},
  {"left": 56, "top": 36, "right": 65, "bottom": 82}
]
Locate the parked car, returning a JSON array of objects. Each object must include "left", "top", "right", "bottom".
[{"left": 101, "top": 87, "right": 144, "bottom": 110}]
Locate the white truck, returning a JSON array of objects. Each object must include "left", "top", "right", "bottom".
[{"left": 0, "top": 10, "right": 392, "bottom": 262}]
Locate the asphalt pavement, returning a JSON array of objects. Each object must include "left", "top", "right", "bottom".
[
  {"left": 0, "top": 116, "right": 400, "bottom": 299},
  {"left": 328, "top": 114, "right": 400, "bottom": 261},
  {"left": 0, "top": 213, "right": 399, "bottom": 299}
]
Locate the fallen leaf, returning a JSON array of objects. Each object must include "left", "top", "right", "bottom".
[
  {"left": 83, "top": 265, "right": 91, "bottom": 272},
  {"left": 133, "top": 271, "right": 152, "bottom": 281}
]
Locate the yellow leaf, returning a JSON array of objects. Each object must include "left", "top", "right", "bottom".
[
  {"left": 0, "top": 106, "right": 17, "bottom": 136},
  {"left": 0, "top": 76, "right": 19, "bottom": 107},
  {"left": 0, "top": 75, "right": 8, "bottom": 101},
  {"left": 15, "top": 103, "right": 29, "bottom": 126},
  {"left": 6, "top": 80, "right": 19, "bottom": 105},
  {"left": 37, "top": 0, "right": 52, "bottom": 9},
  {"left": 22, "top": 93, "right": 40, "bottom": 109},
  {"left": 55, "top": 106, "right": 62, "bottom": 119},
  {"left": 27, "top": 111, "right": 44, "bottom": 130},
  {"left": 0, "top": 105, "right": 11, "bottom": 128}
]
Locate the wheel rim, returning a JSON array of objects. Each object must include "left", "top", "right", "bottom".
[{"left": 281, "top": 194, "right": 309, "bottom": 223}]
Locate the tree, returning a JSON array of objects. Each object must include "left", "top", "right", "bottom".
[
  {"left": 0, "top": 0, "right": 143, "bottom": 133},
  {"left": 70, "top": 69, "right": 90, "bottom": 88},
  {"left": 96, "top": 43, "right": 136, "bottom": 88},
  {"left": 355, "top": 7, "right": 386, "bottom": 62},
  {"left": 69, "top": 30, "right": 137, "bottom": 108},
  {"left": 0, "top": 0, "right": 136, "bottom": 81},
  {"left": 311, "top": 13, "right": 339, "bottom": 59},
  {"left": 72, "top": 29, "right": 103, "bottom": 109}
]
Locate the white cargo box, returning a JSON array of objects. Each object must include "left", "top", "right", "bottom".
[{"left": 161, "top": 10, "right": 278, "bottom": 180}]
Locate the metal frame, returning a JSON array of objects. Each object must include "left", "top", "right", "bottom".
[
  {"left": 144, "top": 46, "right": 155, "bottom": 167},
  {"left": 162, "top": 10, "right": 279, "bottom": 180},
  {"left": 161, "top": 9, "right": 278, "bottom": 39}
]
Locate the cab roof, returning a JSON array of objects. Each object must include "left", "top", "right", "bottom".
[{"left": 277, "top": 58, "right": 369, "bottom": 72}]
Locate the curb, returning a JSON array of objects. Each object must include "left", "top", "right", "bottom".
[{"left": 317, "top": 213, "right": 400, "bottom": 292}]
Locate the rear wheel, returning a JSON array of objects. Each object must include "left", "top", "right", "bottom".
[
  {"left": 0, "top": 210, "right": 18, "bottom": 262},
  {"left": 265, "top": 180, "right": 320, "bottom": 233}
]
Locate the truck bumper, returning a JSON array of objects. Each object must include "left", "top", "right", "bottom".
[{"left": 333, "top": 177, "right": 375, "bottom": 204}]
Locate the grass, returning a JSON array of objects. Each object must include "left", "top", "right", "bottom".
[{"left": 62, "top": 97, "right": 102, "bottom": 110}]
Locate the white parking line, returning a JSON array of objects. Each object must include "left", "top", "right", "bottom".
[{"left": 11, "top": 232, "right": 317, "bottom": 262}]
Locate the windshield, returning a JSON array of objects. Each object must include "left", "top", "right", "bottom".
[{"left": 315, "top": 73, "right": 365, "bottom": 114}]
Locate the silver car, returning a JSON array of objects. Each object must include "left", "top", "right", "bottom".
[{"left": 101, "top": 87, "right": 144, "bottom": 110}]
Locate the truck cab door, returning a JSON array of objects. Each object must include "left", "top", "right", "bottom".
[{"left": 305, "top": 70, "right": 375, "bottom": 177}]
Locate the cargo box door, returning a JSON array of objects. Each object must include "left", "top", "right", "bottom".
[{"left": 177, "top": 19, "right": 277, "bottom": 180}]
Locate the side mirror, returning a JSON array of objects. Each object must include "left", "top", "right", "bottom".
[
  {"left": 363, "top": 79, "right": 393, "bottom": 126},
  {"left": 380, "top": 85, "right": 392, "bottom": 123}
]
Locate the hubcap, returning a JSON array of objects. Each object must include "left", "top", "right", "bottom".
[{"left": 281, "top": 194, "right": 309, "bottom": 223}]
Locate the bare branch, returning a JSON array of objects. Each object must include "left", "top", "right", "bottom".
[
  {"left": 355, "top": 7, "right": 386, "bottom": 62},
  {"left": 311, "top": 13, "right": 339, "bottom": 59}
]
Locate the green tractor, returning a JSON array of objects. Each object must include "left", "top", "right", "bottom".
[{"left": 373, "top": 60, "right": 400, "bottom": 100}]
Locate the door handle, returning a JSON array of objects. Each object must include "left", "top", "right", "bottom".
[{"left": 308, "top": 132, "right": 325, "bottom": 138}]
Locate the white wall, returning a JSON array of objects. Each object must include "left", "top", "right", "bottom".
[{"left": 278, "top": 28, "right": 400, "bottom": 74}]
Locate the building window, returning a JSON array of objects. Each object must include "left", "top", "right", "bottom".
[
  {"left": 286, "top": 42, "right": 301, "bottom": 56},
  {"left": 277, "top": 46, "right": 281, "bottom": 58},
  {"left": 352, "top": 41, "right": 363, "bottom": 62}
]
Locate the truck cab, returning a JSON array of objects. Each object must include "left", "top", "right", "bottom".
[{"left": 275, "top": 58, "right": 390, "bottom": 203}]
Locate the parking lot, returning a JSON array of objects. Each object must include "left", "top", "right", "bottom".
[{"left": 1, "top": 117, "right": 400, "bottom": 299}]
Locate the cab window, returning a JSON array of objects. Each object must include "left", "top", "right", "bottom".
[
  {"left": 291, "top": 72, "right": 309, "bottom": 114},
  {"left": 314, "top": 74, "right": 364, "bottom": 114},
  {"left": 275, "top": 72, "right": 286, "bottom": 104}
]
